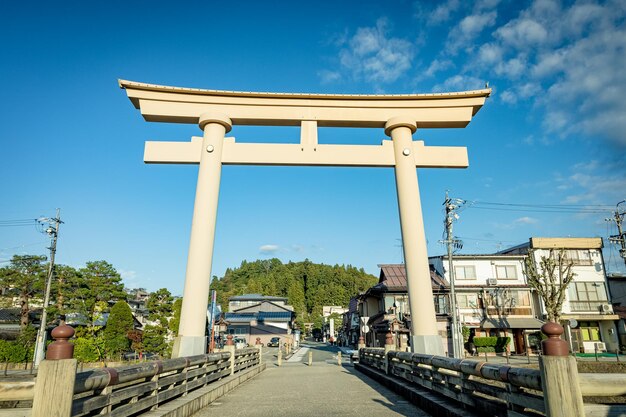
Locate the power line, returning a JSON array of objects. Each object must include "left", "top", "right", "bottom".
[
  {"left": 467, "top": 201, "right": 615, "bottom": 209},
  {"left": 466, "top": 206, "right": 610, "bottom": 214}
]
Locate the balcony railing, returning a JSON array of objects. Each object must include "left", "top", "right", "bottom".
[{"left": 569, "top": 301, "right": 606, "bottom": 312}]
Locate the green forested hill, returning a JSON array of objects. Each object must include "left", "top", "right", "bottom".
[{"left": 210, "top": 259, "right": 377, "bottom": 329}]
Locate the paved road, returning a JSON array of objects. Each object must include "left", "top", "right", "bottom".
[{"left": 193, "top": 342, "right": 430, "bottom": 417}]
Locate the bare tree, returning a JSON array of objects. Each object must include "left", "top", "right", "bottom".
[{"left": 524, "top": 249, "right": 575, "bottom": 323}]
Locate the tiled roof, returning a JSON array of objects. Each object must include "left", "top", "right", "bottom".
[
  {"left": 224, "top": 311, "right": 293, "bottom": 323},
  {"left": 614, "top": 305, "right": 626, "bottom": 320},
  {"left": 229, "top": 294, "right": 288, "bottom": 302},
  {"left": 375, "top": 264, "right": 449, "bottom": 292},
  {"left": 0, "top": 308, "right": 41, "bottom": 323},
  {"left": 0, "top": 308, "right": 20, "bottom": 323}
]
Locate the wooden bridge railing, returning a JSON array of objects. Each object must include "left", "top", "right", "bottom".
[
  {"left": 27, "top": 344, "right": 261, "bottom": 417},
  {"left": 359, "top": 344, "right": 626, "bottom": 417}
]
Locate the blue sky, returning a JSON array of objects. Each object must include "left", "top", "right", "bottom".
[{"left": 1, "top": 0, "right": 625, "bottom": 295}]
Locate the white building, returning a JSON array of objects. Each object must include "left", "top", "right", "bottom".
[
  {"left": 429, "top": 254, "right": 543, "bottom": 354},
  {"left": 500, "top": 237, "right": 619, "bottom": 353}
]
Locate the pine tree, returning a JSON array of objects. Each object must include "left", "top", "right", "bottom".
[{"left": 103, "top": 301, "right": 134, "bottom": 358}]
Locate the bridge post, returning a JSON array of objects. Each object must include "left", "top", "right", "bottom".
[
  {"left": 308, "top": 350, "right": 312, "bottom": 366},
  {"left": 384, "top": 332, "right": 394, "bottom": 375},
  {"left": 32, "top": 324, "right": 77, "bottom": 417},
  {"left": 255, "top": 338, "right": 263, "bottom": 365},
  {"left": 337, "top": 351, "right": 342, "bottom": 367},
  {"left": 173, "top": 113, "right": 232, "bottom": 358},
  {"left": 225, "top": 335, "right": 236, "bottom": 376},
  {"left": 386, "top": 117, "right": 443, "bottom": 356},
  {"left": 358, "top": 336, "right": 366, "bottom": 350},
  {"left": 277, "top": 350, "right": 282, "bottom": 367},
  {"left": 539, "top": 322, "right": 584, "bottom": 417}
]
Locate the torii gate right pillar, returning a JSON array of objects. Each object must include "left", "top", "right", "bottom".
[{"left": 386, "top": 117, "right": 443, "bottom": 355}]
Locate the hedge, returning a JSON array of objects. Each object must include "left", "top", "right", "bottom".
[
  {"left": 0, "top": 340, "right": 29, "bottom": 363},
  {"left": 473, "top": 336, "right": 511, "bottom": 353}
]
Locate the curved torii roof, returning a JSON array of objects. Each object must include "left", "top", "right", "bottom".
[{"left": 119, "top": 79, "right": 491, "bottom": 128}]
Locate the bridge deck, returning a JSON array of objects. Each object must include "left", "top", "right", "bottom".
[{"left": 191, "top": 343, "right": 429, "bottom": 417}]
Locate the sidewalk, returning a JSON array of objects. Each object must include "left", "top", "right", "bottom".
[{"left": 192, "top": 360, "right": 430, "bottom": 417}]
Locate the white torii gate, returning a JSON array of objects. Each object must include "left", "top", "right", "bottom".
[{"left": 119, "top": 80, "right": 491, "bottom": 358}]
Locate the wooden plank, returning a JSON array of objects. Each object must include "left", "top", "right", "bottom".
[
  {"left": 109, "top": 395, "right": 157, "bottom": 417},
  {"left": 158, "top": 372, "right": 187, "bottom": 387},
  {"left": 110, "top": 381, "right": 156, "bottom": 403},
  {"left": 71, "top": 393, "right": 110, "bottom": 416},
  {"left": 584, "top": 404, "right": 626, "bottom": 417},
  {"left": 157, "top": 385, "right": 187, "bottom": 402}
]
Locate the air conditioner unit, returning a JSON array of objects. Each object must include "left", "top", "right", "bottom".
[
  {"left": 487, "top": 278, "right": 498, "bottom": 286},
  {"left": 599, "top": 304, "right": 613, "bottom": 314},
  {"left": 594, "top": 342, "right": 606, "bottom": 352}
]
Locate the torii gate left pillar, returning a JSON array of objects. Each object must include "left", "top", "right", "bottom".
[
  {"left": 172, "top": 114, "right": 232, "bottom": 357},
  {"left": 119, "top": 79, "right": 491, "bottom": 358}
]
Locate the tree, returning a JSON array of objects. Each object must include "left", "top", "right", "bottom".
[
  {"left": 524, "top": 249, "right": 576, "bottom": 323},
  {"left": 142, "top": 324, "right": 169, "bottom": 356},
  {"left": 103, "top": 301, "right": 134, "bottom": 357},
  {"left": 74, "top": 261, "right": 125, "bottom": 323},
  {"left": 169, "top": 298, "right": 182, "bottom": 335},
  {"left": 0, "top": 255, "right": 46, "bottom": 328},
  {"left": 146, "top": 288, "right": 173, "bottom": 325}
]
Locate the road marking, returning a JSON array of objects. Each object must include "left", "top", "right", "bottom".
[{"left": 287, "top": 346, "right": 309, "bottom": 362}]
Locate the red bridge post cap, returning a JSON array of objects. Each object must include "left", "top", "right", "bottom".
[
  {"left": 46, "top": 323, "right": 75, "bottom": 360},
  {"left": 541, "top": 322, "right": 569, "bottom": 356}
]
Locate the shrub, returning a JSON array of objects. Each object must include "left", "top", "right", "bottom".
[
  {"left": 472, "top": 336, "right": 511, "bottom": 353},
  {"left": 0, "top": 340, "right": 28, "bottom": 362},
  {"left": 72, "top": 337, "right": 100, "bottom": 363}
]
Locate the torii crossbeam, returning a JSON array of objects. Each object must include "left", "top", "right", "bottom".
[{"left": 119, "top": 80, "right": 491, "bottom": 357}]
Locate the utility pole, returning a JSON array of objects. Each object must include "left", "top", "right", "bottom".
[
  {"left": 442, "top": 193, "right": 464, "bottom": 359},
  {"left": 608, "top": 200, "right": 626, "bottom": 267},
  {"left": 33, "top": 208, "right": 62, "bottom": 367},
  {"left": 208, "top": 289, "right": 217, "bottom": 352}
]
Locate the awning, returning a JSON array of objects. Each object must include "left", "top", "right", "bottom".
[
  {"left": 476, "top": 317, "right": 545, "bottom": 329},
  {"left": 561, "top": 314, "right": 619, "bottom": 321}
]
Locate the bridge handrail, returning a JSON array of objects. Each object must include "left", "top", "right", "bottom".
[
  {"left": 359, "top": 348, "right": 626, "bottom": 416},
  {"left": 73, "top": 352, "right": 231, "bottom": 394}
]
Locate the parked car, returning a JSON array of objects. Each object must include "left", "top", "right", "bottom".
[
  {"left": 123, "top": 351, "right": 139, "bottom": 360},
  {"left": 267, "top": 337, "right": 280, "bottom": 347},
  {"left": 234, "top": 337, "right": 247, "bottom": 349}
]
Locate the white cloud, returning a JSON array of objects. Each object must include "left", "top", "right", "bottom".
[
  {"left": 119, "top": 269, "right": 140, "bottom": 288},
  {"left": 514, "top": 216, "right": 538, "bottom": 225},
  {"left": 554, "top": 159, "right": 626, "bottom": 206},
  {"left": 483, "top": 0, "right": 626, "bottom": 147},
  {"left": 500, "top": 89, "right": 517, "bottom": 104},
  {"left": 335, "top": 18, "right": 414, "bottom": 84},
  {"left": 477, "top": 43, "right": 503, "bottom": 65},
  {"left": 424, "top": 59, "right": 454, "bottom": 77},
  {"left": 318, "top": 70, "right": 341, "bottom": 84},
  {"left": 427, "top": 0, "right": 461, "bottom": 25},
  {"left": 496, "top": 18, "right": 549, "bottom": 49},
  {"left": 259, "top": 244, "right": 279, "bottom": 254},
  {"left": 433, "top": 74, "right": 485, "bottom": 92},
  {"left": 446, "top": 11, "right": 497, "bottom": 53}
]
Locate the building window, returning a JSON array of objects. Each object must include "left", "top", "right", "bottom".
[
  {"left": 569, "top": 282, "right": 608, "bottom": 311},
  {"left": 434, "top": 295, "right": 448, "bottom": 314},
  {"left": 579, "top": 321, "right": 601, "bottom": 341},
  {"left": 455, "top": 265, "right": 476, "bottom": 280},
  {"left": 550, "top": 249, "right": 593, "bottom": 266},
  {"left": 485, "top": 289, "right": 531, "bottom": 315},
  {"left": 457, "top": 294, "right": 478, "bottom": 308},
  {"left": 495, "top": 265, "right": 518, "bottom": 279}
]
